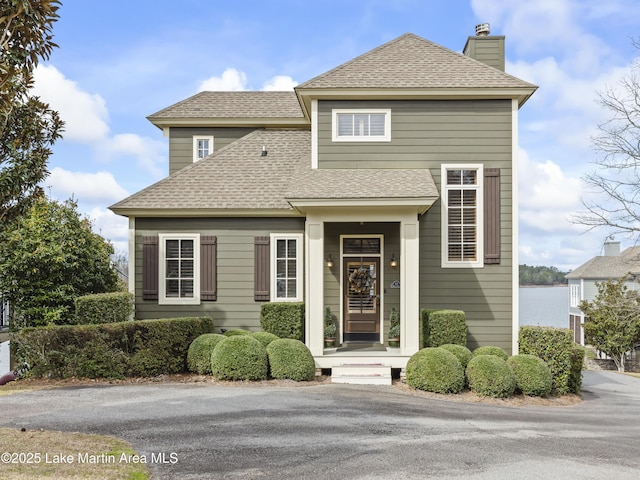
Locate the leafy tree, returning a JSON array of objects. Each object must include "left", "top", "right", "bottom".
[
  {"left": 573, "top": 40, "right": 640, "bottom": 239},
  {"left": 0, "top": 197, "right": 120, "bottom": 327},
  {"left": 519, "top": 264, "right": 568, "bottom": 285},
  {"left": 579, "top": 276, "right": 640, "bottom": 372},
  {"left": 0, "top": 0, "right": 63, "bottom": 230}
]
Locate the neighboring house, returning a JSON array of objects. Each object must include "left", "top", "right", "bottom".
[
  {"left": 566, "top": 241, "right": 640, "bottom": 345},
  {"left": 110, "top": 27, "right": 537, "bottom": 371},
  {"left": 0, "top": 298, "right": 8, "bottom": 330}
]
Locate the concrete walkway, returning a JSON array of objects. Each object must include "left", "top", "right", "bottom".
[{"left": 0, "top": 370, "right": 639, "bottom": 479}]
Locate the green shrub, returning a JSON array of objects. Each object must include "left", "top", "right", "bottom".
[
  {"left": 406, "top": 348, "right": 465, "bottom": 394},
  {"left": 210, "top": 336, "right": 269, "bottom": 381},
  {"left": 260, "top": 302, "right": 304, "bottom": 341},
  {"left": 423, "top": 309, "right": 467, "bottom": 347},
  {"left": 187, "top": 334, "right": 227, "bottom": 374},
  {"left": 223, "top": 329, "right": 251, "bottom": 336},
  {"left": 466, "top": 355, "right": 516, "bottom": 398},
  {"left": 507, "top": 354, "right": 552, "bottom": 397},
  {"left": 266, "top": 339, "right": 316, "bottom": 381},
  {"left": 420, "top": 309, "right": 437, "bottom": 348},
  {"left": 439, "top": 344, "right": 473, "bottom": 368},
  {"left": 74, "top": 292, "right": 134, "bottom": 325},
  {"left": 250, "top": 331, "right": 280, "bottom": 347},
  {"left": 473, "top": 345, "right": 508, "bottom": 361},
  {"left": 12, "top": 317, "right": 214, "bottom": 379},
  {"left": 519, "top": 326, "right": 583, "bottom": 394}
]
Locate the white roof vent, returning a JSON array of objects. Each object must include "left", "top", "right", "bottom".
[{"left": 475, "top": 23, "right": 490, "bottom": 36}]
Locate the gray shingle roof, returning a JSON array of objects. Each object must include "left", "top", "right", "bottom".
[
  {"left": 566, "top": 247, "right": 640, "bottom": 279},
  {"left": 148, "top": 91, "right": 304, "bottom": 120},
  {"left": 297, "top": 33, "right": 536, "bottom": 90},
  {"left": 110, "top": 129, "right": 439, "bottom": 214}
]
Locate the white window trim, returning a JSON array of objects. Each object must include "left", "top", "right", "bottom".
[
  {"left": 192, "top": 135, "right": 214, "bottom": 162},
  {"left": 332, "top": 109, "right": 391, "bottom": 142},
  {"left": 270, "top": 233, "right": 304, "bottom": 302},
  {"left": 441, "top": 164, "right": 484, "bottom": 269},
  {"left": 158, "top": 233, "right": 200, "bottom": 305},
  {"left": 570, "top": 284, "right": 581, "bottom": 308}
]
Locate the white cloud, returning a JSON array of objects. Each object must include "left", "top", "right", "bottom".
[
  {"left": 98, "top": 133, "right": 167, "bottom": 179},
  {"left": 518, "top": 149, "right": 583, "bottom": 233},
  {"left": 86, "top": 207, "right": 129, "bottom": 254},
  {"left": 198, "top": 67, "right": 247, "bottom": 91},
  {"left": 262, "top": 75, "right": 298, "bottom": 91},
  {"left": 47, "top": 167, "right": 129, "bottom": 204},
  {"left": 32, "top": 64, "right": 110, "bottom": 142}
]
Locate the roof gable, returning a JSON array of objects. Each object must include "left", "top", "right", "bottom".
[
  {"left": 297, "top": 33, "right": 535, "bottom": 90},
  {"left": 566, "top": 247, "right": 640, "bottom": 279}
]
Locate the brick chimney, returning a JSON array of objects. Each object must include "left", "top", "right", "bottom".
[{"left": 463, "top": 23, "right": 505, "bottom": 71}]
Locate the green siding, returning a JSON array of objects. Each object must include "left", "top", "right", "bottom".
[
  {"left": 318, "top": 100, "right": 512, "bottom": 169},
  {"left": 134, "top": 217, "right": 304, "bottom": 331},
  {"left": 317, "top": 99, "right": 514, "bottom": 351},
  {"left": 168, "top": 127, "right": 255, "bottom": 174}
]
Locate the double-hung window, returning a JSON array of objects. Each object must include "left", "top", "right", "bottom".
[
  {"left": 270, "top": 233, "right": 303, "bottom": 301},
  {"left": 159, "top": 233, "right": 200, "bottom": 304},
  {"left": 193, "top": 136, "right": 214, "bottom": 162},
  {"left": 332, "top": 109, "right": 391, "bottom": 142},
  {"left": 442, "top": 165, "right": 483, "bottom": 268},
  {"left": 570, "top": 285, "right": 581, "bottom": 308}
]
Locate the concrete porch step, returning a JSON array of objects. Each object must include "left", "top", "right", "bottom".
[{"left": 331, "top": 363, "right": 392, "bottom": 385}]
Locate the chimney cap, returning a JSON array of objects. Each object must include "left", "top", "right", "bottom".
[{"left": 475, "top": 23, "right": 490, "bottom": 36}]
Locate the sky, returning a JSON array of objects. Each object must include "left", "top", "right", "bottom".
[{"left": 31, "top": 0, "right": 640, "bottom": 272}]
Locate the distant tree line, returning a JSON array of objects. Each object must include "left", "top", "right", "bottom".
[{"left": 519, "top": 265, "right": 568, "bottom": 286}]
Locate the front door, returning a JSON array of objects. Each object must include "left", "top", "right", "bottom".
[{"left": 343, "top": 257, "right": 380, "bottom": 342}]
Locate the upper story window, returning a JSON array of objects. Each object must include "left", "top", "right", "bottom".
[
  {"left": 570, "top": 284, "right": 581, "bottom": 307},
  {"left": 442, "top": 164, "right": 483, "bottom": 268},
  {"left": 193, "top": 136, "right": 214, "bottom": 162},
  {"left": 332, "top": 109, "right": 391, "bottom": 142},
  {"left": 159, "top": 233, "right": 200, "bottom": 305}
]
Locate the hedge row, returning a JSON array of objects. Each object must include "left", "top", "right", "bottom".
[
  {"left": 13, "top": 317, "right": 214, "bottom": 379},
  {"left": 74, "top": 292, "right": 134, "bottom": 325},
  {"left": 260, "top": 302, "right": 305, "bottom": 341},
  {"left": 421, "top": 309, "right": 467, "bottom": 347},
  {"left": 519, "top": 326, "right": 584, "bottom": 394}
]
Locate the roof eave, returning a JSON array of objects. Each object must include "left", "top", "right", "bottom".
[
  {"left": 295, "top": 86, "right": 538, "bottom": 115},
  {"left": 109, "top": 207, "right": 303, "bottom": 218},
  {"left": 286, "top": 196, "right": 438, "bottom": 215},
  {"left": 146, "top": 116, "right": 310, "bottom": 130}
]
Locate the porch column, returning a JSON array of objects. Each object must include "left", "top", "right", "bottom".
[
  {"left": 305, "top": 216, "right": 324, "bottom": 356},
  {"left": 400, "top": 216, "right": 420, "bottom": 355}
]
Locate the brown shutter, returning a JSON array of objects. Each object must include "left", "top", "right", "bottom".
[
  {"left": 254, "top": 236, "right": 270, "bottom": 301},
  {"left": 484, "top": 168, "right": 501, "bottom": 265},
  {"left": 201, "top": 236, "right": 217, "bottom": 301},
  {"left": 142, "top": 236, "right": 159, "bottom": 300}
]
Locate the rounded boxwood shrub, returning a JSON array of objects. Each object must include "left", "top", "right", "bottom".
[
  {"left": 266, "top": 339, "right": 316, "bottom": 381},
  {"left": 406, "top": 348, "right": 465, "bottom": 394},
  {"left": 438, "top": 344, "right": 473, "bottom": 368},
  {"left": 507, "top": 354, "right": 552, "bottom": 397},
  {"left": 211, "top": 336, "right": 268, "bottom": 381},
  {"left": 473, "top": 345, "right": 508, "bottom": 361},
  {"left": 187, "top": 333, "right": 227, "bottom": 374},
  {"left": 466, "top": 355, "right": 516, "bottom": 398},
  {"left": 250, "top": 331, "right": 280, "bottom": 347},
  {"left": 223, "top": 329, "right": 252, "bottom": 337}
]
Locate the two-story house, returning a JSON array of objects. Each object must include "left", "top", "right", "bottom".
[
  {"left": 110, "top": 27, "right": 537, "bottom": 373},
  {"left": 566, "top": 241, "right": 640, "bottom": 344}
]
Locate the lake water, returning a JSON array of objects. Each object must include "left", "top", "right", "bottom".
[{"left": 520, "top": 286, "right": 568, "bottom": 329}]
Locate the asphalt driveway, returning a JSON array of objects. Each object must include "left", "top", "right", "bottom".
[{"left": 1, "top": 370, "right": 639, "bottom": 479}]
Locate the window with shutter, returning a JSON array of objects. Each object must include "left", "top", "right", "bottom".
[
  {"left": 201, "top": 236, "right": 217, "bottom": 301},
  {"left": 142, "top": 236, "right": 159, "bottom": 300},
  {"left": 441, "top": 164, "right": 484, "bottom": 268},
  {"left": 158, "top": 233, "right": 201, "bottom": 305},
  {"left": 254, "top": 237, "right": 270, "bottom": 301},
  {"left": 270, "top": 234, "right": 303, "bottom": 301}
]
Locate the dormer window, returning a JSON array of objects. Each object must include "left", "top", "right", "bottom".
[
  {"left": 193, "top": 135, "right": 214, "bottom": 162},
  {"left": 332, "top": 109, "right": 391, "bottom": 142}
]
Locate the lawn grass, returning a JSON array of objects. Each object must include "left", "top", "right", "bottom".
[{"left": 0, "top": 428, "right": 149, "bottom": 479}]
